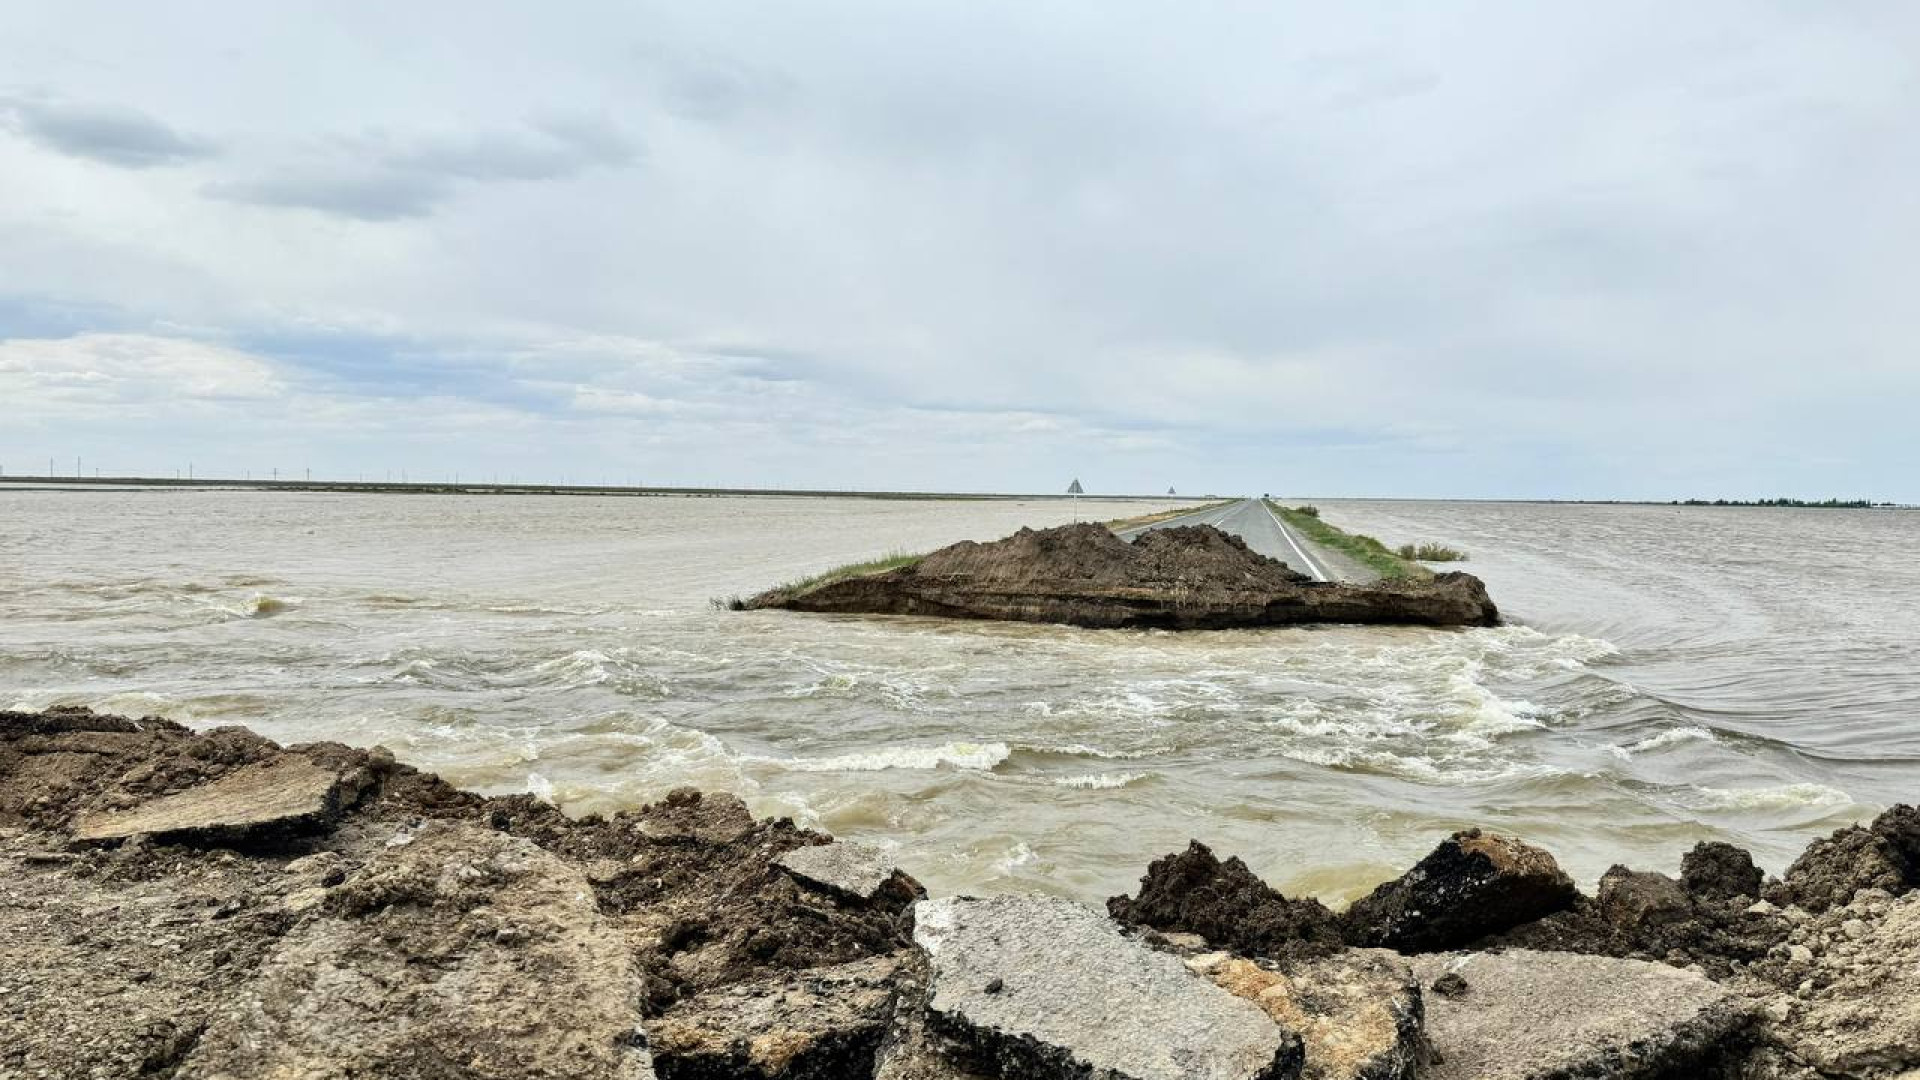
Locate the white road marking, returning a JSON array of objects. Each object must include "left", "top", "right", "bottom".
[
  {"left": 1259, "top": 500, "right": 1329, "bottom": 582},
  {"left": 1118, "top": 499, "right": 1331, "bottom": 583}
]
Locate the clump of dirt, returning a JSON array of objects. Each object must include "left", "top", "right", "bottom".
[
  {"left": 1682, "top": 841, "right": 1766, "bottom": 902},
  {"left": 1769, "top": 804, "right": 1920, "bottom": 913},
  {"left": 1342, "top": 829, "right": 1577, "bottom": 952},
  {"left": 1106, "top": 840, "right": 1343, "bottom": 962},
  {"left": 913, "top": 523, "right": 1312, "bottom": 590},
  {"left": 585, "top": 790, "right": 917, "bottom": 1010},
  {"left": 1479, "top": 883, "right": 1788, "bottom": 980}
]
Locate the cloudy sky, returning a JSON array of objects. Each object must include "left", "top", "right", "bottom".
[{"left": 3, "top": 3, "right": 1916, "bottom": 499}]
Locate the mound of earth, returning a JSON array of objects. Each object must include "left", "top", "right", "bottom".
[{"left": 746, "top": 523, "right": 1500, "bottom": 629}]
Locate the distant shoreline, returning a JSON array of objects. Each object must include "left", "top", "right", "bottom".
[
  {"left": 0, "top": 474, "right": 1200, "bottom": 502},
  {"left": 0, "top": 475, "right": 1908, "bottom": 508}
]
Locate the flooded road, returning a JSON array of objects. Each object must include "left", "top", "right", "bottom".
[{"left": 4, "top": 489, "right": 1915, "bottom": 905}]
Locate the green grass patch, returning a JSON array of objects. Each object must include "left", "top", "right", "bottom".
[
  {"left": 1266, "top": 502, "right": 1431, "bottom": 581},
  {"left": 1396, "top": 542, "right": 1467, "bottom": 562},
  {"left": 739, "top": 549, "right": 924, "bottom": 607},
  {"left": 724, "top": 550, "right": 924, "bottom": 609}
]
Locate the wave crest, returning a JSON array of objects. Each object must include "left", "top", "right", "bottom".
[{"left": 772, "top": 741, "right": 1011, "bottom": 773}]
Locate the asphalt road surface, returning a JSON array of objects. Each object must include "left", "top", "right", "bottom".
[{"left": 1115, "top": 498, "right": 1375, "bottom": 583}]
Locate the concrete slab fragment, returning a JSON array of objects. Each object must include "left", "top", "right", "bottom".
[
  {"left": 646, "top": 956, "right": 897, "bottom": 1077},
  {"left": 1410, "top": 949, "right": 1751, "bottom": 1080},
  {"left": 777, "top": 840, "right": 915, "bottom": 901},
  {"left": 913, "top": 895, "right": 1302, "bottom": 1080},
  {"left": 73, "top": 755, "right": 357, "bottom": 842}
]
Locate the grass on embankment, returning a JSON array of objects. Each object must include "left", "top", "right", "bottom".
[
  {"left": 1266, "top": 502, "right": 1435, "bottom": 582},
  {"left": 724, "top": 501, "right": 1232, "bottom": 608},
  {"left": 723, "top": 550, "right": 922, "bottom": 609},
  {"left": 1396, "top": 542, "right": 1467, "bottom": 562}
]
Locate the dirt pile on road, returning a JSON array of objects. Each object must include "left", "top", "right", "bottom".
[
  {"left": 912, "top": 523, "right": 1313, "bottom": 590},
  {"left": 747, "top": 522, "right": 1499, "bottom": 630}
]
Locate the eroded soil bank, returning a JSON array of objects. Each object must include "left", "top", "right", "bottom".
[
  {"left": 4, "top": 707, "right": 1915, "bottom": 1079},
  {"left": 745, "top": 523, "right": 1500, "bottom": 629}
]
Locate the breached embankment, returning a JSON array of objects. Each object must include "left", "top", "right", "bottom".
[
  {"left": 6, "top": 706, "right": 1918, "bottom": 1079},
  {"left": 745, "top": 523, "right": 1500, "bottom": 629}
]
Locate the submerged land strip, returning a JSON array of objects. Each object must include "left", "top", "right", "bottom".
[
  {"left": 742, "top": 499, "right": 1497, "bottom": 629},
  {"left": 4, "top": 706, "right": 1917, "bottom": 1079}
]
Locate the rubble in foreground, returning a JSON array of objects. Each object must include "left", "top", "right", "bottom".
[{"left": 6, "top": 706, "right": 1917, "bottom": 1079}]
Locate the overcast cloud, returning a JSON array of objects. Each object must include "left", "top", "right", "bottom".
[{"left": 1, "top": 2, "right": 1916, "bottom": 498}]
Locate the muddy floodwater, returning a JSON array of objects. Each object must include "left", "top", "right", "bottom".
[{"left": 3, "top": 489, "right": 1916, "bottom": 905}]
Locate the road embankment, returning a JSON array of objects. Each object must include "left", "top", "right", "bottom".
[{"left": 746, "top": 520, "right": 1499, "bottom": 629}]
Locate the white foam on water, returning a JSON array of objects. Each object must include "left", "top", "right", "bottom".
[
  {"left": 15, "top": 690, "right": 258, "bottom": 726},
  {"left": 1014, "top": 742, "right": 1173, "bottom": 761},
  {"left": 1050, "top": 772, "right": 1148, "bottom": 789},
  {"left": 750, "top": 791, "right": 825, "bottom": 830},
  {"left": 1684, "top": 783, "right": 1853, "bottom": 812},
  {"left": 1612, "top": 726, "right": 1718, "bottom": 758},
  {"left": 245, "top": 594, "right": 299, "bottom": 618},
  {"left": 994, "top": 841, "right": 1036, "bottom": 875},
  {"left": 785, "top": 671, "right": 861, "bottom": 698},
  {"left": 1250, "top": 652, "right": 1553, "bottom": 783},
  {"left": 484, "top": 603, "right": 606, "bottom": 616},
  {"left": 782, "top": 665, "right": 939, "bottom": 711},
  {"left": 1466, "top": 625, "right": 1621, "bottom": 675},
  {"left": 524, "top": 771, "right": 556, "bottom": 802},
  {"left": 768, "top": 740, "right": 1012, "bottom": 773},
  {"left": 530, "top": 649, "right": 615, "bottom": 687},
  {"left": 195, "top": 592, "right": 303, "bottom": 620}
]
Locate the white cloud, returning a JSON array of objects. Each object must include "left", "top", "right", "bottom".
[
  {"left": 570, "top": 386, "right": 688, "bottom": 415},
  {"left": 0, "top": 333, "right": 281, "bottom": 409},
  {"left": 0, "top": 93, "right": 218, "bottom": 168},
  {"left": 1, "top": 3, "right": 1917, "bottom": 497},
  {"left": 203, "top": 116, "right": 640, "bottom": 220}
]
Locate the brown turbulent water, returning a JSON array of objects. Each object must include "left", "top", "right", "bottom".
[{"left": 3, "top": 488, "right": 1915, "bottom": 905}]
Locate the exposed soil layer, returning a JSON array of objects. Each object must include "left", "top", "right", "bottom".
[
  {"left": 0, "top": 707, "right": 918, "bottom": 1079},
  {"left": 1104, "top": 840, "right": 1344, "bottom": 963},
  {"left": 746, "top": 523, "right": 1500, "bottom": 629},
  {"left": 6, "top": 706, "right": 1916, "bottom": 1079},
  {"left": 1341, "top": 829, "right": 1578, "bottom": 952}
]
